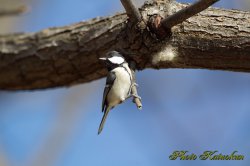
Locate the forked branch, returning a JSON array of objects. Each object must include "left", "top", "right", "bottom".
[{"left": 0, "top": 2, "right": 249, "bottom": 90}]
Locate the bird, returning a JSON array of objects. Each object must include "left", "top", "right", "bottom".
[{"left": 98, "top": 51, "right": 140, "bottom": 134}]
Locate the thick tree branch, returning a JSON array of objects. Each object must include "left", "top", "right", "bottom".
[{"left": 0, "top": 2, "right": 249, "bottom": 90}]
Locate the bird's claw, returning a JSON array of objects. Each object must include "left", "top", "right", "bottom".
[
  {"left": 126, "top": 94, "right": 142, "bottom": 100},
  {"left": 133, "top": 83, "right": 139, "bottom": 87}
]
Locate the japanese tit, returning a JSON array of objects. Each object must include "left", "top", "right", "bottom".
[{"left": 98, "top": 51, "right": 139, "bottom": 134}]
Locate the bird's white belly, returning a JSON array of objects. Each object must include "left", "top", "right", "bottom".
[{"left": 107, "top": 67, "right": 131, "bottom": 107}]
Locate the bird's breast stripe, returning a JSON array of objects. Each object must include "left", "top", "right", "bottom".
[{"left": 121, "top": 66, "right": 133, "bottom": 95}]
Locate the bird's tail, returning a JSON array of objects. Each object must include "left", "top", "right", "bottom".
[{"left": 98, "top": 107, "right": 111, "bottom": 135}]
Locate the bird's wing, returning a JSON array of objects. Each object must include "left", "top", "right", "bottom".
[{"left": 102, "top": 71, "right": 116, "bottom": 112}]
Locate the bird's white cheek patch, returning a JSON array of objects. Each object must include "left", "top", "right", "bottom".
[
  {"left": 109, "top": 56, "right": 124, "bottom": 64},
  {"left": 152, "top": 45, "right": 177, "bottom": 65}
]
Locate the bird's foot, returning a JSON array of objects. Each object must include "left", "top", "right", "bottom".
[
  {"left": 126, "top": 94, "right": 141, "bottom": 100},
  {"left": 133, "top": 83, "right": 139, "bottom": 88}
]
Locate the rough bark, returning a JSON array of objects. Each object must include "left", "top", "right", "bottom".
[{"left": 0, "top": 1, "right": 249, "bottom": 90}]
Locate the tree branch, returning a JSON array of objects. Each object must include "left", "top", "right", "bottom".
[
  {"left": 0, "top": 2, "right": 249, "bottom": 90},
  {"left": 120, "top": 0, "right": 141, "bottom": 23},
  {"left": 129, "top": 61, "right": 142, "bottom": 110},
  {"left": 0, "top": 6, "right": 27, "bottom": 17},
  {"left": 162, "top": 0, "right": 219, "bottom": 29}
]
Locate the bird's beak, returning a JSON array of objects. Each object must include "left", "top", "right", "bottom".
[{"left": 99, "top": 57, "right": 107, "bottom": 61}]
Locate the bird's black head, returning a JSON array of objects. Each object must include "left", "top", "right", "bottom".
[{"left": 99, "top": 51, "right": 126, "bottom": 70}]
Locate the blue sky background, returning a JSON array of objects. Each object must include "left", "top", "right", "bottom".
[{"left": 0, "top": 0, "right": 250, "bottom": 166}]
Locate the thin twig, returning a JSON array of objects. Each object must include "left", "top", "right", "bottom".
[
  {"left": 120, "top": 0, "right": 141, "bottom": 23},
  {"left": 0, "top": 5, "right": 27, "bottom": 17},
  {"left": 129, "top": 61, "right": 142, "bottom": 110},
  {"left": 162, "top": 0, "right": 219, "bottom": 29}
]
